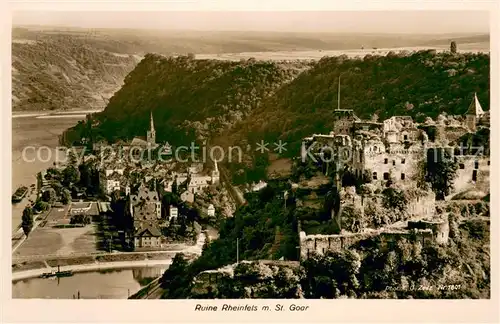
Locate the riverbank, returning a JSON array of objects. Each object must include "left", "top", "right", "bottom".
[
  {"left": 12, "top": 109, "right": 104, "bottom": 119},
  {"left": 12, "top": 259, "right": 174, "bottom": 282}
]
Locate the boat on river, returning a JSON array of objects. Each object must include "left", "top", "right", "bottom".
[
  {"left": 39, "top": 266, "right": 74, "bottom": 279},
  {"left": 12, "top": 186, "right": 28, "bottom": 203}
]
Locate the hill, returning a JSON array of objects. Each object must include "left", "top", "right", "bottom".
[
  {"left": 62, "top": 54, "right": 309, "bottom": 145},
  {"left": 217, "top": 50, "right": 489, "bottom": 159},
  {"left": 159, "top": 179, "right": 490, "bottom": 299},
  {"left": 12, "top": 30, "right": 141, "bottom": 111},
  {"left": 13, "top": 26, "right": 488, "bottom": 114},
  {"left": 14, "top": 27, "right": 488, "bottom": 55}
]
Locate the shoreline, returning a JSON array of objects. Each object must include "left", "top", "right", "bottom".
[
  {"left": 12, "top": 259, "right": 173, "bottom": 282},
  {"left": 12, "top": 109, "right": 103, "bottom": 119}
]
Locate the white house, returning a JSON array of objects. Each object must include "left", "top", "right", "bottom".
[
  {"left": 169, "top": 206, "right": 178, "bottom": 221},
  {"left": 252, "top": 180, "right": 268, "bottom": 192},
  {"left": 207, "top": 204, "right": 215, "bottom": 217}
]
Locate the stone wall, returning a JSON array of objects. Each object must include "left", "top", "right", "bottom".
[
  {"left": 299, "top": 217, "right": 449, "bottom": 259},
  {"left": 406, "top": 190, "right": 436, "bottom": 220},
  {"left": 299, "top": 231, "right": 378, "bottom": 259},
  {"left": 361, "top": 141, "right": 425, "bottom": 188},
  {"left": 453, "top": 156, "right": 490, "bottom": 195},
  {"left": 407, "top": 219, "right": 450, "bottom": 245},
  {"left": 379, "top": 229, "right": 435, "bottom": 248},
  {"left": 334, "top": 187, "right": 436, "bottom": 230}
]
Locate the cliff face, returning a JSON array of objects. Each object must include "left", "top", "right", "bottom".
[{"left": 12, "top": 36, "right": 140, "bottom": 111}]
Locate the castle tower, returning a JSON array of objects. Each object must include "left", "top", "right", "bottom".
[
  {"left": 212, "top": 160, "right": 220, "bottom": 184},
  {"left": 465, "top": 93, "right": 485, "bottom": 132},
  {"left": 146, "top": 111, "right": 156, "bottom": 146}
]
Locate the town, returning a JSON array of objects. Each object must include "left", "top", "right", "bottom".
[
  {"left": 12, "top": 89, "right": 490, "bottom": 286},
  {"left": 12, "top": 112, "right": 231, "bottom": 280}
]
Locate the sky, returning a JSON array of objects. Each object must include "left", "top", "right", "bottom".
[{"left": 12, "top": 11, "right": 489, "bottom": 34}]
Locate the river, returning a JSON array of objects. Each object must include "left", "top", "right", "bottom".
[
  {"left": 12, "top": 267, "right": 167, "bottom": 299},
  {"left": 11, "top": 112, "right": 91, "bottom": 232},
  {"left": 12, "top": 111, "right": 167, "bottom": 300}
]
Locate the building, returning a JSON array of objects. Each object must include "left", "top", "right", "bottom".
[
  {"left": 181, "top": 190, "right": 195, "bottom": 203},
  {"left": 188, "top": 175, "right": 212, "bottom": 194},
  {"left": 131, "top": 111, "right": 158, "bottom": 149},
  {"left": 104, "top": 171, "right": 129, "bottom": 195},
  {"left": 169, "top": 206, "right": 178, "bottom": 221},
  {"left": 252, "top": 181, "right": 268, "bottom": 192},
  {"left": 69, "top": 202, "right": 100, "bottom": 221},
  {"left": 453, "top": 155, "right": 490, "bottom": 196},
  {"left": 207, "top": 204, "right": 215, "bottom": 217},
  {"left": 128, "top": 183, "right": 163, "bottom": 249},
  {"left": 129, "top": 185, "right": 162, "bottom": 221},
  {"left": 302, "top": 92, "right": 488, "bottom": 191},
  {"left": 134, "top": 223, "right": 162, "bottom": 248},
  {"left": 211, "top": 161, "right": 220, "bottom": 184},
  {"left": 465, "top": 93, "right": 485, "bottom": 132}
]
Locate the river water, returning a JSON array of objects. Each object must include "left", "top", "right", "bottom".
[
  {"left": 11, "top": 113, "right": 85, "bottom": 232},
  {"left": 12, "top": 267, "right": 167, "bottom": 299},
  {"left": 11, "top": 112, "right": 169, "bottom": 299}
]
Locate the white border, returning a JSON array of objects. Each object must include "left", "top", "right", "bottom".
[{"left": 1, "top": 1, "right": 499, "bottom": 323}]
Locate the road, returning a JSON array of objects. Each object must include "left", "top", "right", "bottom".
[
  {"left": 130, "top": 232, "right": 211, "bottom": 300},
  {"left": 12, "top": 214, "right": 47, "bottom": 253},
  {"left": 13, "top": 232, "right": 206, "bottom": 263},
  {"left": 129, "top": 277, "right": 164, "bottom": 299},
  {"left": 205, "top": 140, "right": 246, "bottom": 207},
  {"left": 12, "top": 232, "right": 207, "bottom": 282}
]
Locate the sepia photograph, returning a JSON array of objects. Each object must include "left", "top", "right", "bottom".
[{"left": 8, "top": 7, "right": 493, "bottom": 305}]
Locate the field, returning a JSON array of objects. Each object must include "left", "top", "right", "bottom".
[
  {"left": 13, "top": 225, "right": 99, "bottom": 259},
  {"left": 196, "top": 44, "right": 489, "bottom": 61}
]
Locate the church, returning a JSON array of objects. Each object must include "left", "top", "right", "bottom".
[{"left": 131, "top": 111, "right": 159, "bottom": 149}]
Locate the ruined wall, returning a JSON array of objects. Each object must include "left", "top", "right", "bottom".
[
  {"left": 379, "top": 229, "right": 435, "bottom": 248},
  {"left": 361, "top": 140, "right": 424, "bottom": 188},
  {"left": 407, "top": 219, "right": 450, "bottom": 245},
  {"left": 453, "top": 156, "right": 490, "bottom": 195},
  {"left": 406, "top": 191, "right": 436, "bottom": 220},
  {"left": 299, "top": 231, "right": 377, "bottom": 259}
]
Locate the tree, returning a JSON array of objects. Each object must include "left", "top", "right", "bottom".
[
  {"left": 42, "top": 188, "right": 56, "bottom": 204},
  {"left": 34, "top": 198, "right": 49, "bottom": 212},
  {"left": 160, "top": 253, "right": 192, "bottom": 298},
  {"left": 61, "top": 188, "right": 71, "bottom": 205},
  {"left": 425, "top": 149, "right": 458, "bottom": 200},
  {"left": 302, "top": 250, "right": 361, "bottom": 298},
  {"left": 171, "top": 178, "right": 178, "bottom": 195},
  {"left": 382, "top": 187, "right": 408, "bottom": 213},
  {"left": 68, "top": 151, "right": 78, "bottom": 166},
  {"left": 78, "top": 162, "right": 93, "bottom": 191},
  {"left": 70, "top": 214, "right": 90, "bottom": 225},
  {"left": 62, "top": 165, "right": 80, "bottom": 187},
  {"left": 323, "top": 186, "right": 341, "bottom": 221},
  {"left": 450, "top": 41, "right": 457, "bottom": 54},
  {"left": 22, "top": 207, "right": 34, "bottom": 237},
  {"left": 51, "top": 182, "right": 64, "bottom": 196}
]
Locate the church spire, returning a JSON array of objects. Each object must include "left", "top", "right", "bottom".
[
  {"left": 150, "top": 111, "right": 155, "bottom": 132},
  {"left": 147, "top": 111, "right": 156, "bottom": 146}
]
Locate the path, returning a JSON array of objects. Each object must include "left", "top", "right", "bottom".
[
  {"left": 12, "top": 232, "right": 207, "bottom": 281},
  {"left": 12, "top": 216, "right": 45, "bottom": 254}
]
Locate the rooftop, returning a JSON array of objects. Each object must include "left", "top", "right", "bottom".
[{"left": 467, "top": 93, "right": 485, "bottom": 117}]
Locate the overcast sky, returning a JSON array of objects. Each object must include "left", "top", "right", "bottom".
[{"left": 13, "top": 11, "right": 489, "bottom": 34}]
